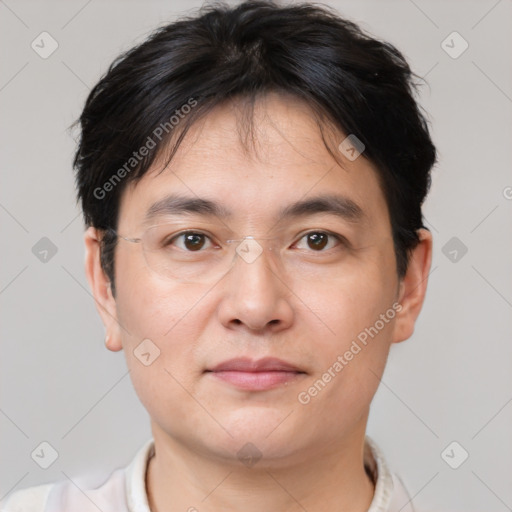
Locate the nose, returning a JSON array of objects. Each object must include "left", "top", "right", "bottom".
[{"left": 216, "top": 240, "right": 294, "bottom": 333}]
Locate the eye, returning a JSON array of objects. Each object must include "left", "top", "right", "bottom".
[
  {"left": 294, "top": 231, "right": 344, "bottom": 252},
  {"left": 167, "top": 231, "right": 216, "bottom": 252}
]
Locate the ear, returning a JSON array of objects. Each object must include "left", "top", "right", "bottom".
[
  {"left": 84, "top": 227, "right": 123, "bottom": 352},
  {"left": 392, "top": 228, "right": 433, "bottom": 344}
]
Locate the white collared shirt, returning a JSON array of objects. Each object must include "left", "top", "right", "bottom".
[{"left": 1, "top": 436, "right": 415, "bottom": 512}]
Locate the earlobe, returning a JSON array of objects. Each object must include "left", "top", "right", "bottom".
[
  {"left": 392, "top": 228, "right": 433, "bottom": 344},
  {"left": 84, "top": 227, "right": 123, "bottom": 352}
]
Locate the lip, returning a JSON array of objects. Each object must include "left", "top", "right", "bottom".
[
  {"left": 205, "top": 357, "right": 306, "bottom": 391},
  {"left": 208, "top": 357, "right": 304, "bottom": 373}
]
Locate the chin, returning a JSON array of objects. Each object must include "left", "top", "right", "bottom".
[{"left": 204, "top": 408, "right": 306, "bottom": 461}]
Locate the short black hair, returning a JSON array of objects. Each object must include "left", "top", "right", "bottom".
[{"left": 73, "top": 0, "right": 436, "bottom": 295}]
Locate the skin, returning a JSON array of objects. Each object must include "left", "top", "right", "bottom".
[{"left": 85, "top": 92, "right": 432, "bottom": 512}]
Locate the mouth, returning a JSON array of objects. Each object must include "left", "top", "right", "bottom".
[{"left": 205, "top": 357, "right": 307, "bottom": 391}]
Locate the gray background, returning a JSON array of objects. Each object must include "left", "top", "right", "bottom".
[{"left": 1, "top": 1, "right": 511, "bottom": 510}]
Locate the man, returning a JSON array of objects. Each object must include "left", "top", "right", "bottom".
[{"left": 1, "top": 1, "right": 435, "bottom": 510}]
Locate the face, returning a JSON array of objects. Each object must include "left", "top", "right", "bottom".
[{"left": 86, "top": 92, "right": 431, "bottom": 467}]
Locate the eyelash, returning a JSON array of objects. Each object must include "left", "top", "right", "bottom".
[{"left": 167, "top": 230, "right": 348, "bottom": 252}]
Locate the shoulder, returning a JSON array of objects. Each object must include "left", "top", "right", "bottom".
[
  {"left": 0, "top": 483, "right": 53, "bottom": 512},
  {"left": 0, "top": 468, "right": 127, "bottom": 512},
  {"left": 0, "top": 440, "right": 154, "bottom": 512}
]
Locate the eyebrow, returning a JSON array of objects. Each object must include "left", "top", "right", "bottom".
[{"left": 144, "top": 193, "right": 365, "bottom": 224}]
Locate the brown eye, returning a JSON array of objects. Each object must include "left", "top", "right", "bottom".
[
  {"left": 183, "top": 233, "right": 207, "bottom": 251},
  {"left": 307, "top": 232, "right": 328, "bottom": 250},
  {"left": 294, "top": 231, "right": 343, "bottom": 252},
  {"left": 169, "top": 231, "right": 213, "bottom": 252}
]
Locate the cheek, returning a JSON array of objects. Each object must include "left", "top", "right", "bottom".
[
  {"left": 114, "top": 245, "right": 199, "bottom": 338},
  {"left": 297, "top": 253, "right": 397, "bottom": 349},
  {"left": 295, "top": 280, "right": 396, "bottom": 433},
  {"left": 113, "top": 270, "right": 210, "bottom": 430},
  {"left": 292, "top": 249, "right": 398, "bottom": 409},
  {"left": 312, "top": 256, "right": 397, "bottom": 381},
  {"left": 113, "top": 250, "right": 215, "bottom": 392}
]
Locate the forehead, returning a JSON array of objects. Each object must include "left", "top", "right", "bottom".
[{"left": 117, "top": 93, "right": 390, "bottom": 232}]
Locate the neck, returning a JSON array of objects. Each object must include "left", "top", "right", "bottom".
[{"left": 145, "top": 426, "right": 375, "bottom": 512}]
